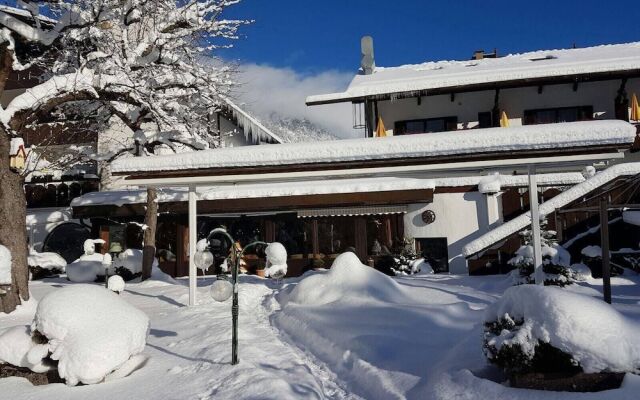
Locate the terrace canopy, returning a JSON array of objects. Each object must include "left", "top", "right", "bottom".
[{"left": 109, "top": 120, "right": 637, "bottom": 306}]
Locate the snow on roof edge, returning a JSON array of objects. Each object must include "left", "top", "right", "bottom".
[
  {"left": 111, "top": 120, "right": 637, "bottom": 174},
  {"left": 462, "top": 162, "right": 640, "bottom": 257},
  {"left": 221, "top": 97, "right": 285, "bottom": 144}
]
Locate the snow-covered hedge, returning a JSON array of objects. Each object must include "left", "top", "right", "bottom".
[
  {"left": 28, "top": 250, "right": 67, "bottom": 280},
  {"left": 31, "top": 284, "right": 149, "bottom": 385},
  {"left": 484, "top": 285, "right": 640, "bottom": 375}
]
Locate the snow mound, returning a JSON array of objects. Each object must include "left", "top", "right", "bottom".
[
  {"left": 581, "top": 245, "right": 603, "bottom": 258},
  {"left": 570, "top": 263, "right": 592, "bottom": 280},
  {"left": 478, "top": 173, "right": 501, "bottom": 194},
  {"left": 28, "top": 250, "right": 67, "bottom": 271},
  {"left": 32, "top": 284, "right": 149, "bottom": 385},
  {"left": 623, "top": 210, "right": 640, "bottom": 226},
  {"left": 0, "top": 244, "right": 11, "bottom": 285},
  {"left": 66, "top": 253, "right": 104, "bottom": 282},
  {"left": 485, "top": 285, "right": 640, "bottom": 373},
  {"left": 108, "top": 275, "right": 126, "bottom": 293},
  {"left": 288, "top": 252, "right": 412, "bottom": 305},
  {"left": 0, "top": 326, "right": 50, "bottom": 373}
]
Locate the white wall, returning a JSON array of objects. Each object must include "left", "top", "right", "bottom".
[
  {"left": 404, "top": 191, "right": 502, "bottom": 274},
  {"left": 377, "top": 78, "right": 640, "bottom": 131}
]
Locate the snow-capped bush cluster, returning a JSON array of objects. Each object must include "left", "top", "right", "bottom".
[
  {"left": 484, "top": 285, "right": 640, "bottom": 375},
  {"left": 507, "top": 225, "right": 576, "bottom": 286},
  {"left": 28, "top": 250, "right": 67, "bottom": 280},
  {"left": 0, "top": 285, "right": 149, "bottom": 386}
]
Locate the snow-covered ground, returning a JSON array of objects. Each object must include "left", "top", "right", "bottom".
[{"left": 1, "top": 267, "right": 639, "bottom": 399}]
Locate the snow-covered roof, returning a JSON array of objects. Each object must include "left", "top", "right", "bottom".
[
  {"left": 221, "top": 97, "right": 285, "bottom": 144},
  {"left": 111, "top": 120, "right": 636, "bottom": 174},
  {"left": 72, "top": 172, "right": 584, "bottom": 209},
  {"left": 307, "top": 42, "right": 640, "bottom": 105},
  {"left": 462, "top": 162, "right": 640, "bottom": 257}
]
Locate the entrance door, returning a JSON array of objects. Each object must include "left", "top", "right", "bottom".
[{"left": 416, "top": 238, "right": 449, "bottom": 273}]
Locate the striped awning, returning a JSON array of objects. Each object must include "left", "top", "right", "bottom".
[{"left": 297, "top": 205, "right": 408, "bottom": 218}]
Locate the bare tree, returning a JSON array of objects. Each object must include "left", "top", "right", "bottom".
[{"left": 0, "top": 0, "right": 247, "bottom": 312}]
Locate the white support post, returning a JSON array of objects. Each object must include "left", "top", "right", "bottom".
[
  {"left": 528, "top": 165, "right": 544, "bottom": 285},
  {"left": 188, "top": 185, "right": 197, "bottom": 306}
]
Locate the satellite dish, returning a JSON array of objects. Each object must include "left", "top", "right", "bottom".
[{"left": 361, "top": 36, "right": 375, "bottom": 75}]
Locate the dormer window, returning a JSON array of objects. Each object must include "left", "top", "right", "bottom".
[{"left": 394, "top": 116, "right": 458, "bottom": 135}]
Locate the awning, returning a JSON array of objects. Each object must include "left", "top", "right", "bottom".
[{"left": 298, "top": 205, "right": 408, "bottom": 218}]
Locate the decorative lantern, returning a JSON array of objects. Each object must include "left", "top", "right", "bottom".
[{"left": 210, "top": 278, "right": 233, "bottom": 302}]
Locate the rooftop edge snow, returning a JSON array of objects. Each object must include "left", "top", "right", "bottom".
[
  {"left": 111, "top": 120, "right": 636, "bottom": 174},
  {"left": 307, "top": 42, "right": 640, "bottom": 104}
]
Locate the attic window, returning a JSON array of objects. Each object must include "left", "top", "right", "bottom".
[{"left": 529, "top": 55, "right": 557, "bottom": 62}]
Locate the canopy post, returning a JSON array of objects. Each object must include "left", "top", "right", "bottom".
[
  {"left": 188, "top": 185, "right": 197, "bottom": 306},
  {"left": 599, "top": 196, "right": 612, "bottom": 303},
  {"left": 528, "top": 165, "right": 544, "bottom": 285}
]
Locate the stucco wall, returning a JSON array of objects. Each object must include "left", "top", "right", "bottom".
[
  {"left": 404, "top": 191, "right": 502, "bottom": 274},
  {"left": 377, "top": 78, "right": 640, "bottom": 132}
]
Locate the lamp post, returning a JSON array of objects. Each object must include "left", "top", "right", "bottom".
[{"left": 208, "top": 228, "right": 270, "bottom": 365}]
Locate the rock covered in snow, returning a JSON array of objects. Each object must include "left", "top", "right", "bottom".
[
  {"left": 485, "top": 285, "right": 640, "bottom": 373},
  {"left": 0, "top": 244, "right": 11, "bottom": 285},
  {"left": 287, "top": 252, "right": 412, "bottom": 306},
  {"left": 32, "top": 284, "right": 149, "bottom": 385},
  {"left": 265, "top": 242, "right": 287, "bottom": 279},
  {"left": 108, "top": 275, "right": 126, "bottom": 293}
]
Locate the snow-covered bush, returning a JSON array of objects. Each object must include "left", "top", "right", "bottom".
[
  {"left": 112, "top": 249, "right": 155, "bottom": 281},
  {"left": 30, "top": 285, "right": 149, "bottom": 385},
  {"left": 108, "top": 275, "right": 126, "bottom": 294},
  {"left": 264, "top": 242, "right": 287, "bottom": 279},
  {"left": 0, "top": 326, "right": 51, "bottom": 373},
  {"left": 28, "top": 250, "right": 67, "bottom": 280},
  {"left": 508, "top": 225, "right": 575, "bottom": 286},
  {"left": 66, "top": 254, "right": 104, "bottom": 283},
  {"left": 483, "top": 285, "right": 640, "bottom": 377},
  {"left": 375, "top": 254, "right": 422, "bottom": 276},
  {"left": 580, "top": 245, "right": 624, "bottom": 278}
]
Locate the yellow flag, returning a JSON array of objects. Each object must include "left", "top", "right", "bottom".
[
  {"left": 631, "top": 93, "right": 640, "bottom": 121},
  {"left": 375, "top": 116, "right": 387, "bottom": 137},
  {"left": 499, "top": 111, "right": 510, "bottom": 128}
]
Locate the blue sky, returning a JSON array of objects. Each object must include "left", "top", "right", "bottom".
[{"left": 221, "top": 0, "right": 640, "bottom": 73}]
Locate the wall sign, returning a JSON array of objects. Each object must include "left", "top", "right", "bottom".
[{"left": 421, "top": 210, "right": 436, "bottom": 225}]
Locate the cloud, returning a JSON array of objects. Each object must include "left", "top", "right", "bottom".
[{"left": 230, "top": 64, "right": 358, "bottom": 139}]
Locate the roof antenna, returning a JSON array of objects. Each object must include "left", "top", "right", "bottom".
[{"left": 361, "top": 36, "right": 375, "bottom": 75}]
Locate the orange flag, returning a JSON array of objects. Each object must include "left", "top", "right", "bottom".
[
  {"left": 375, "top": 116, "right": 387, "bottom": 137},
  {"left": 631, "top": 93, "right": 640, "bottom": 121}
]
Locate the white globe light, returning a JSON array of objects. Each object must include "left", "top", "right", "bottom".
[
  {"left": 194, "top": 250, "right": 214, "bottom": 271},
  {"left": 210, "top": 279, "right": 233, "bottom": 302}
]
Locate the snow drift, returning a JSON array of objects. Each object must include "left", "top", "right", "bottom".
[
  {"left": 287, "top": 252, "right": 413, "bottom": 306},
  {"left": 32, "top": 284, "right": 149, "bottom": 385},
  {"left": 485, "top": 285, "right": 640, "bottom": 373}
]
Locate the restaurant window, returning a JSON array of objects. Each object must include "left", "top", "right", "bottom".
[
  {"left": 394, "top": 116, "right": 458, "bottom": 135},
  {"left": 523, "top": 106, "right": 593, "bottom": 125},
  {"left": 317, "top": 216, "right": 356, "bottom": 256}
]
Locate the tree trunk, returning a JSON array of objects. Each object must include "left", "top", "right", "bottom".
[
  {"left": 141, "top": 187, "right": 158, "bottom": 280},
  {"left": 0, "top": 130, "right": 30, "bottom": 313}
]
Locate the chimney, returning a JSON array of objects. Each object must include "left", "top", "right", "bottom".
[
  {"left": 361, "top": 36, "right": 375, "bottom": 75},
  {"left": 473, "top": 50, "right": 485, "bottom": 60}
]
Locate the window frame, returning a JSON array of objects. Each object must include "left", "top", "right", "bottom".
[
  {"left": 394, "top": 116, "right": 458, "bottom": 135},
  {"left": 523, "top": 105, "right": 593, "bottom": 125}
]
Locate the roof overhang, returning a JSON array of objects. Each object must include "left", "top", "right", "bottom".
[{"left": 306, "top": 69, "right": 640, "bottom": 106}]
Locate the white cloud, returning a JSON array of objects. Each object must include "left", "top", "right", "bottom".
[{"left": 230, "top": 64, "right": 360, "bottom": 139}]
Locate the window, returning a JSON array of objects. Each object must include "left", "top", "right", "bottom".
[
  {"left": 523, "top": 106, "right": 593, "bottom": 125},
  {"left": 394, "top": 116, "right": 458, "bottom": 135},
  {"left": 478, "top": 111, "right": 495, "bottom": 128},
  {"left": 415, "top": 237, "right": 449, "bottom": 273}
]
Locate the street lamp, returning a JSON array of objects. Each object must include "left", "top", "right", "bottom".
[{"left": 207, "top": 227, "right": 285, "bottom": 365}]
